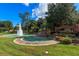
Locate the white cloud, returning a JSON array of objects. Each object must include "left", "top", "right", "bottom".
[
  {"left": 39, "top": 3, "right": 48, "bottom": 13},
  {"left": 23, "top": 3, "right": 29, "bottom": 6},
  {"left": 32, "top": 3, "right": 48, "bottom": 20}
]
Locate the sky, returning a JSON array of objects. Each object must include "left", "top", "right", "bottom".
[
  {"left": 0, "top": 3, "right": 79, "bottom": 26},
  {"left": 0, "top": 3, "right": 39, "bottom": 26}
]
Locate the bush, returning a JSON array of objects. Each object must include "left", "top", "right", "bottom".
[
  {"left": 60, "top": 36, "right": 72, "bottom": 44},
  {"left": 0, "top": 28, "right": 7, "bottom": 32},
  {"left": 61, "top": 39, "right": 72, "bottom": 44}
]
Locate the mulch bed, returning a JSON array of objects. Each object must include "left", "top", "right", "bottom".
[{"left": 72, "top": 40, "right": 79, "bottom": 45}]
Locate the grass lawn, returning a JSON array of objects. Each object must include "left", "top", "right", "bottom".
[{"left": 0, "top": 37, "right": 79, "bottom": 56}]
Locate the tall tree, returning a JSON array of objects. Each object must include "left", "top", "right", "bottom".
[
  {"left": 19, "top": 11, "right": 30, "bottom": 32},
  {"left": 47, "top": 3, "right": 77, "bottom": 33}
]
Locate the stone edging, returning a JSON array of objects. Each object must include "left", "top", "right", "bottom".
[{"left": 13, "top": 38, "right": 59, "bottom": 46}]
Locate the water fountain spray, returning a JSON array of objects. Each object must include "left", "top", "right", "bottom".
[{"left": 17, "top": 23, "right": 23, "bottom": 36}]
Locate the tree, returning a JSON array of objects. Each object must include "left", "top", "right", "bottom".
[
  {"left": 37, "top": 18, "right": 47, "bottom": 31},
  {"left": 27, "top": 20, "right": 37, "bottom": 33},
  {"left": 0, "top": 20, "right": 13, "bottom": 32},
  {"left": 4, "top": 21, "right": 13, "bottom": 31},
  {"left": 47, "top": 3, "right": 77, "bottom": 33},
  {"left": 19, "top": 11, "right": 30, "bottom": 32},
  {"left": 73, "top": 11, "right": 79, "bottom": 24}
]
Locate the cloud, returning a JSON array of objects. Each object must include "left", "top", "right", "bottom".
[
  {"left": 32, "top": 3, "right": 48, "bottom": 20},
  {"left": 23, "top": 3, "right": 29, "bottom": 6},
  {"left": 39, "top": 3, "right": 48, "bottom": 13}
]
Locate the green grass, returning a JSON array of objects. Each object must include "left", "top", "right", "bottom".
[
  {"left": 0, "top": 32, "right": 11, "bottom": 35},
  {"left": 0, "top": 36, "right": 79, "bottom": 56}
]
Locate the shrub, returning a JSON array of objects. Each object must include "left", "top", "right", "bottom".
[
  {"left": 61, "top": 39, "right": 72, "bottom": 44},
  {"left": 0, "top": 28, "right": 7, "bottom": 32},
  {"left": 60, "top": 36, "right": 72, "bottom": 44}
]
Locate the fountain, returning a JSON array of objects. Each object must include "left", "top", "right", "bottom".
[
  {"left": 17, "top": 23, "right": 23, "bottom": 36},
  {"left": 13, "top": 23, "right": 58, "bottom": 46},
  {"left": 16, "top": 23, "right": 53, "bottom": 42}
]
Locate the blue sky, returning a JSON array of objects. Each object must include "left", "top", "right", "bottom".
[
  {"left": 0, "top": 3, "right": 39, "bottom": 26},
  {"left": 0, "top": 3, "right": 79, "bottom": 26}
]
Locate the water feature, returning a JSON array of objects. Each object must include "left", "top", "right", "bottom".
[
  {"left": 1, "top": 23, "right": 52, "bottom": 41},
  {"left": 15, "top": 23, "right": 53, "bottom": 41},
  {"left": 0, "top": 23, "right": 58, "bottom": 46},
  {"left": 17, "top": 23, "right": 23, "bottom": 36},
  {"left": 23, "top": 36, "right": 52, "bottom": 41}
]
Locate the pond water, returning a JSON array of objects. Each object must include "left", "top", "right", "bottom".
[{"left": 23, "top": 36, "right": 52, "bottom": 41}]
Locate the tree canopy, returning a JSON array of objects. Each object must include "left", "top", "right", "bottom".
[
  {"left": 46, "top": 3, "right": 78, "bottom": 32},
  {"left": 0, "top": 20, "right": 13, "bottom": 32}
]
